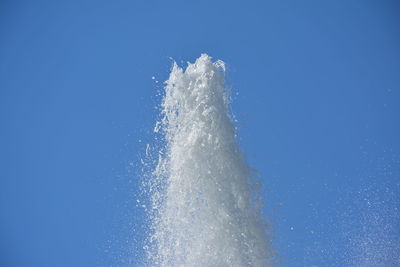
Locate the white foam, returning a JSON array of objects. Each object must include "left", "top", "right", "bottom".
[{"left": 145, "top": 54, "right": 273, "bottom": 266}]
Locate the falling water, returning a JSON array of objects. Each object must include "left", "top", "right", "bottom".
[{"left": 144, "top": 54, "right": 274, "bottom": 266}]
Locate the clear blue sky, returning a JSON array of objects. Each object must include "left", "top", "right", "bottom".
[{"left": 1, "top": 1, "right": 399, "bottom": 266}]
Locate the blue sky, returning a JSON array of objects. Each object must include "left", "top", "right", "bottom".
[{"left": 1, "top": 1, "right": 399, "bottom": 266}]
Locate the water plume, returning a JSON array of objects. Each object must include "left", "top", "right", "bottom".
[{"left": 144, "top": 54, "right": 273, "bottom": 266}]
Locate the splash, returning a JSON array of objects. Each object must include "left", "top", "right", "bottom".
[
  {"left": 343, "top": 183, "right": 400, "bottom": 267},
  {"left": 144, "top": 54, "right": 273, "bottom": 266}
]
